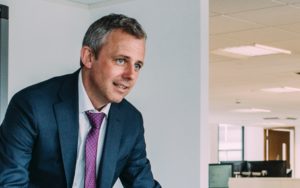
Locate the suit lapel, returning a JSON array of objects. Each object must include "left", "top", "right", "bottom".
[
  {"left": 54, "top": 71, "right": 79, "bottom": 188},
  {"left": 98, "top": 103, "right": 123, "bottom": 188}
]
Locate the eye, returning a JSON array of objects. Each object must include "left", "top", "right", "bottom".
[
  {"left": 134, "top": 63, "right": 143, "bottom": 71},
  {"left": 115, "top": 58, "right": 125, "bottom": 65}
]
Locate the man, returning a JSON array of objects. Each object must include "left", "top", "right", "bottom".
[{"left": 0, "top": 14, "right": 161, "bottom": 188}]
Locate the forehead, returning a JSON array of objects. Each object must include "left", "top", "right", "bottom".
[{"left": 101, "top": 29, "right": 146, "bottom": 55}]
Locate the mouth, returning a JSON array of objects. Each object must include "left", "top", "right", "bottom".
[{"left": 113, "top": 82, "right": 129, "bottom": 91}]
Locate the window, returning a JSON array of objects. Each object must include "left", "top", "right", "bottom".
[{"left": 218, "top": 124, "right": 244, "bottom": 161}]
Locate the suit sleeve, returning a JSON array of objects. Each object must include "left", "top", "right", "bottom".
[
  {"left": 119, "top": 112, "right": 161, "bottom": 188},
  {"left": 0, "top": 94, "right": 38, "bottom": 187}
]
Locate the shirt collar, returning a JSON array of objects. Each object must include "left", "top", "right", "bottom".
[{"left": 78, "top": 69, "right": 111, "bottom": 115}]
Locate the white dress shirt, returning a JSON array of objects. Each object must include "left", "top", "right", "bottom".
[{"left": 72, "top": 70, "right": 111, "bottom": 188}]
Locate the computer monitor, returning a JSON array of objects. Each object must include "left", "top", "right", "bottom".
[
  {"left": 220, "top": 161, "right": 248, "bottom": 175},
  {"left": 209, "top": 163, "right": 233, "bottom": 188},
  {"left": 247, "top": 160, "right": 287, "bottom": 177}
]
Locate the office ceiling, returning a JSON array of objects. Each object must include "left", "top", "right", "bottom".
[{"left": 210, "top": 0, "right": 300, "bottom": 127}]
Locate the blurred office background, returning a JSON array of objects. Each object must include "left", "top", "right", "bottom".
[{"left": 210, "top": 0, "right": 300, "bottom": 181}]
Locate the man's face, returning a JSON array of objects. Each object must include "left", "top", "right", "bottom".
[{"left": 82, "top": 29, "right": 145, "bottom": 107}]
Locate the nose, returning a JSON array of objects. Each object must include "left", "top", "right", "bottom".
[{"left": 122, "top": 63, "right": 137, "bottom": 80}]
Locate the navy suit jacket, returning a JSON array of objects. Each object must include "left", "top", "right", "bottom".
[{"left": 0, "top": 70, "right": 161, "bottom": 188}]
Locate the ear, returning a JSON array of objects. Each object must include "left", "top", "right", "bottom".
[{"left": 80, "top": 46, "right": 94, "bottom": 69}]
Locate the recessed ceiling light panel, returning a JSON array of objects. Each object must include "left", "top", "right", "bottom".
[
  {"left": 233, "top": 108, "right": 271, "bottom": 113},
  {"left": 261, "top": 87, "right": 300, "bottom": 93},
  {"left": 254, "top": 122, "right": 286, "bottom": 126},
  {"left": 213, "top": 43, "right": 291, "bottom": 58}
]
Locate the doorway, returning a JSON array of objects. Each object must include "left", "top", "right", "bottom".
[{"left": 264, "top": 128, "right": 294, "bottom": 170}]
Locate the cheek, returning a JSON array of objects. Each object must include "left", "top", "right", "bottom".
[
  {"left": 97, "top": 70, "right": 120, "bottom": 88},
  {"left": 90, "top": 67, "right": 107, "bottom": 88},
  {"left": 107, "top": 68, "right": 124, "bottom": 80},
  {"left": 92, "top": 62, "right": 124, "bottom": 83}
]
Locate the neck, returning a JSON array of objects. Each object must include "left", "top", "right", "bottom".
[{"left": 81, "top": 69, "right": 107, "bottom": 109}]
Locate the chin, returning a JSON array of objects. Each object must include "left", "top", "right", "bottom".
[
  {"left": 109, "top": 96, "right": 124, "bottom": 103},
  {"left": 112, "top": 100, "right": 122, "bottom": 103}
]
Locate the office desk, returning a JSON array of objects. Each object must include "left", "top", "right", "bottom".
[{"left": 229, "top": 178, "right": 300, "bottom": 188}]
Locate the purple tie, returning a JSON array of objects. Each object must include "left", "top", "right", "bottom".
[{"left": 85, "top": 111, "right": 105, "bottom": 188}]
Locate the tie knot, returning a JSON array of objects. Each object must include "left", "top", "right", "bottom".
[{"left": 85, "top": 111, "right": 105, "bottom": 129}]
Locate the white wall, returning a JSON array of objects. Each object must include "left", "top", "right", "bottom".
[
  {"left": 244, "top": 126, "right": 264, "bottom": 161},
  {"left": 1, "top": 0, "right": 90, "bottom": 98},
  {"left": 89, "top": 0, "right": 201, "bottom": 187},
  {"left": 209, "top": 123, "right": 219, "bottom": 163}
]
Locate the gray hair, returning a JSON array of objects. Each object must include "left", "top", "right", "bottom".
[{"left": 80, "top": 13, "right": 147, "bottom": 67}]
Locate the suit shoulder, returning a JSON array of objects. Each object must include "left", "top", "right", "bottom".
[
  {"left": 11, "top": 71, "right": 78, "bottom": 103},
  {"left": 119, "top": 99, "right": 142, "bottom": 115}
]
